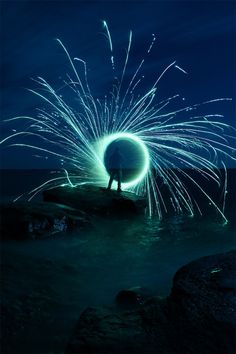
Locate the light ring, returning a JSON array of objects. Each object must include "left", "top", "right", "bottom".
[{"left": 96, "top": 132, "right": 150, "bottom": 188}]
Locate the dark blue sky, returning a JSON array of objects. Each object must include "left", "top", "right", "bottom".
[{"left": 1, "top": 0, "right": 235, "bottom": 168}]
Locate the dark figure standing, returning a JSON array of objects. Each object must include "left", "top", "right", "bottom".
[{"left": 107, "top": 147, "right": 123, "bottom": 191}]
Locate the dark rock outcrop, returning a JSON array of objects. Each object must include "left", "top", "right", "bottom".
[
  {"left": 115, "top": 286, "right": 154, "bottom": 310},
  {"left": 168, "top": 250, "right": 236, "bottom": 354},
  {"left": 0, "top": 202, "right": 89, "bottom": 240},
  {"left": 1, "top": 186, "right": 145, "bottom": 240},
  {"left": 43, "top": 185, "right": 146, "bottom": 217},
  {"left": 66, "top": 250, "right": 236, "bottom": 354}
]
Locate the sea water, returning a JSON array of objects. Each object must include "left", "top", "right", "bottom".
[{"left": 1, "top": 169, "right": 236, "bottom": 354}]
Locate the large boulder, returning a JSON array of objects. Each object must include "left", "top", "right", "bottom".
[
  {"left": 43, "top": 185, "right": 146, "bottom": 217},
  {"left": 66, "top": 250, "right": 236, "bottom": 354},
  {"left": 169, "top": 250, "right": 236, "bottom": 353}
]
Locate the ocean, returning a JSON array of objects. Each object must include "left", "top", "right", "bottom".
[{"left": 1, "top": 169, "right": 236, "bottom": 354}]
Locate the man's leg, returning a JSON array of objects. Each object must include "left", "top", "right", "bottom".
[
  {"left": 107, "top": 170, "right": 115, "bottom": 190},
  {"left": 117, "top": 169, "right": 122, "bottom": 191}
]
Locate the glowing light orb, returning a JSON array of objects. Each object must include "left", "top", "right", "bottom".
[{"left": 97, "top": 133, "right": 150, "bottom": 188}]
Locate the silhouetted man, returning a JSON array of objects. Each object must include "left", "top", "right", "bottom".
[{"left": 107, "top": 147, "right": 123, "bottom": 191}]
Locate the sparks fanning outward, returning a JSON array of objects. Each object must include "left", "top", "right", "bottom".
[{"left": 1, "top": 21, "right": 236, "bottom": 222}]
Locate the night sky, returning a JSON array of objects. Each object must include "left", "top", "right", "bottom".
[{"left": 1, "top": 0, "right": 235, "bottom": 168}]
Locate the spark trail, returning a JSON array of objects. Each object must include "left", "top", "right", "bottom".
[{"left": 1, "top": 22, "right": 235, "bottom": 222}]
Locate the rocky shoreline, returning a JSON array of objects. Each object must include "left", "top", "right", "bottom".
[
  {"left": 1, "top": 186, "right": 146, "bottom": 240},
  {"left": 66, "top": 250, "right": 236, "bottom": 354}
]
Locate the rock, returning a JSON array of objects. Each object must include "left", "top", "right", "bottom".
[
  {"left": 66, "top": 298, "right": 172, "bottom": 354},
  {"left": 115, "top": 287, "right": 153, "bottom": 310},
  {"left": 43, "top": 185, "right": 146, "bottom": 217},
  {"left": 66, "top": 250, "right": 236, "bottom": 354},
  {"left": 166, "top": 250, "right": 236, "bottom": 354},
  {"left": 0, "top": 202, "right": 89, "bottom": 240},
  {"left": 170, "top": 249, "right": 236, "bottom": 327}
]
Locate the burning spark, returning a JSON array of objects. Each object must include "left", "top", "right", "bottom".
[{"left": 1, "top": 21, "right": 235, "bottom": 223}]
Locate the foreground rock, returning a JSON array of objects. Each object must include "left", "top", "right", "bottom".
[
  {"left": 66, "top": 250, "right": 236, "bottom": 354},
  {"left": 0, "top": 202, "right": 89, "bottom": 240},
  {"left": 43, "top": 185, "right": 146, "bottom": 216}
]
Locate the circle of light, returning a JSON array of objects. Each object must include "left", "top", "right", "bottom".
[{"left": 96, "top": 132, "right": 150, "bottom": 189}]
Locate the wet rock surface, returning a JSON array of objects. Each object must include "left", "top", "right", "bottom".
[
  {"left": 1, "top": 186, "right": 145, "bottom": 240},
  {"left": 171, "top": 249, "right": 236, "bottom": 327},
  {"left": 0, "top": 202, "right": 89, "bottom": 240},
  {"left": 43, "top": 185, "right": 146, "bottom": 216},
  {"left": 66, "top": 250, "right": 236, "bottom": 354}
]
